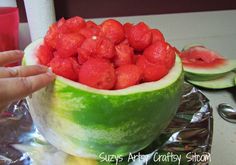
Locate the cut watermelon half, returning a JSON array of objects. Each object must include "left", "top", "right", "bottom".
[{"left": 23, "top": 38, "right": 183, "bottom": 158}]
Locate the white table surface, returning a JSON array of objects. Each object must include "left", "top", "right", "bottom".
[{"left": 19, "top": 10, "right": 236, "bottom": 165}]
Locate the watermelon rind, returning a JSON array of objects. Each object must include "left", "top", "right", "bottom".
[
  {"left": 183, "top": 59, "right": 236, "bottom": 81},
  {"left": 24, "top": 38, "right": 184, "bottom": 158},
  {"left": 181, "top": 43, "right": 204, "bottom": 51},
  {"left": 187, "top": 71, "right": 236, "bottom": 89}
]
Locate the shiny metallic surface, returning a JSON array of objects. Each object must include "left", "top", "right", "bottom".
[
  {"left": 0, "top": 83, "right": 213, "bottom": 165},
  {"left": 218, "top": 103, "right": 236, "bottom": 123}
]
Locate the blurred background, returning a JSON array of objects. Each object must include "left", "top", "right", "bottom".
[{"left": 17, "top": 0, "right": 236, "bottom": 22}]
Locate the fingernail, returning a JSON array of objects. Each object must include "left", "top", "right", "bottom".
[
  {"left": 47, "top": 71, "right": 55, "bottom": 76},
  {"left": 47, "top": 68, "right": 56, "bottom": 77},
  {"left": 47, "top": 67, "right": 52, "bottom": 72},
  {"left": 47, "top": 67, "right": 54, "bottom": 75}
]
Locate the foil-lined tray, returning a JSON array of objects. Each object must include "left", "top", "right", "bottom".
[{"left": 0, "top": 83, "right": 213, "bottom": 165}]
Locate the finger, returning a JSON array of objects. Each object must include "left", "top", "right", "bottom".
[
  {"left": 0, "top": 50, "right": 24, "bottom": 66},
  {"left": 0, "top": 65, "right": 48, "bottom": 78},
  {"left": 0, "top": 72, "right": 56, "bottom": 103}
]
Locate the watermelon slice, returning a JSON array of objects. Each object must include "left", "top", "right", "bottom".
[
  {"left": 180, "top": 45, "right": 236, "bottom": 81},
  {"left": 187, "top": 71, "right": 236, "bottom": 89}
]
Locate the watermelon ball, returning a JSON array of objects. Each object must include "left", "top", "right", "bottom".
[
  {"left": 123, "top": 22, "right": 133, "bottom": 38},
  {"left": 77, "top": 47, "right": 91, "bottom": 65},
  {"left": 77, "top": 36, "right": 98, "bottom": 64},
  {"left": 115, "top": 64, "right": 143, "bottom": 89},
  {"left": 96, "top": 37, "right": 115, "bottom": 59},
  {"left": 58, "top": 16, "right": 86, "bottom": 33},
  {"left": 165, "top": 43, "right": 176, "bottom": 70},
  {"left": 44, "top": 18, "right": 66, "bottom": 49},
  {"left": 151, "top": 29, "right": 165, "bottom": 43},
  {"left": 79, "top": 21, "right": 100, "bottom": 38},
  {"left": 143, "top": 41, "right": 176, "bottom": 70},
  {"left": 136, "top": 55, "right": 168, "bottom": 82},
  {"left": 37, "top": 43, "right": 54, "bottom": 66},
  {"left": 100, "top": 19, "right": 125, "bottom": 44},
  {"left": 79, "top": 58, "right": 116, "bottom": 89},
  {"left": 78, "top": 36, "right": 115, "bottom": 64},
  {"left": 56, "top": 33, "right": 85, "bottom": 58},
  {"left": 44, "top": 23, "right": 57, "bottom": 49},
  {"left": 127, "top": 22, "right": 152, "bottom": 51},
  {"left": 143, "top": 41, "right": 166, "bottom": 64},
  {"left": 50, "top": 56, "right": 80, "bottom": 81},
  {"left": 113, "top": 43, "right": 134, "bottom": 67}
]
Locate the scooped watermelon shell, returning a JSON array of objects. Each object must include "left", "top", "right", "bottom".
[{"left": 23, "top": 39, "right": 183, "bottom": 158}]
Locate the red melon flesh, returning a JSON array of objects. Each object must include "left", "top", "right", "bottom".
[
  {"left": 77, "top": 36, "right": 115, "bottom": 64},
  {"left": 126, "top": 22, "right": 152, "bottom": 51},
  {"left": 115, "top": 64, "right": 142, "bottom": 89},
  {"left": 136, "top": 55, "right": 168, "bottom": 82},
  {"left": 58, "top": 16, "right": 86, "bottom": 33},
  {"left": 37, "top": 16, "right": 178, "bottom": 90},
  {"left": 78, "top": 58, "right": 116, "bottom": 90},
  {"left": 100, "top": 19, "right": 125, "bottom": 44},
  {"left": 56, "top": 33, "right": 85, "bottom": 58},
  {"left": 79, "top": 21, "right": 100, "bottom": 38},
  {"left": 180, "top": 46, "right": 226, "bottom": 68},
  {"left": 37, "top": 43, "right": 54, "bottom": 66},
  {"left": 50, "top": 56, "right": 79, "bottom": 81},
  {"left": 151, "top": 29, "right": 165, "bottom": 43},
  {"left": 113, "top": 43, "right": 135, "bottom": 67},
  {"left": 143, "top": 41, "right": 176, "bottom": 70}
]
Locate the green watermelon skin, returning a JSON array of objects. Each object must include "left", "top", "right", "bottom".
[
  {"left": 24, "top": 39, "right": 184, "bottom": 158},
  {"left": 187, "top": 71, "right": 236, "bottom": 89},
  {"left": 183, "top": 59, "right": 236, "bottom": 81}
]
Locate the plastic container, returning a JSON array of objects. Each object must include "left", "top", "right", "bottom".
[
  {"left": 0, "top": 7, "right": 19, "bottom": 51},
  {"left": 0, "top": 7, "right": 19, "bottom": 66}
]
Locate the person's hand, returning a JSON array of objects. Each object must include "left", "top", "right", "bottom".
[{"left": 0, "top": 50, "right": 55, "bottom": 111}]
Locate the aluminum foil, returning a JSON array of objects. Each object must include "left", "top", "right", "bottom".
[{"left": 0, "top": 83, "right": 213, "bottom": 165}]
